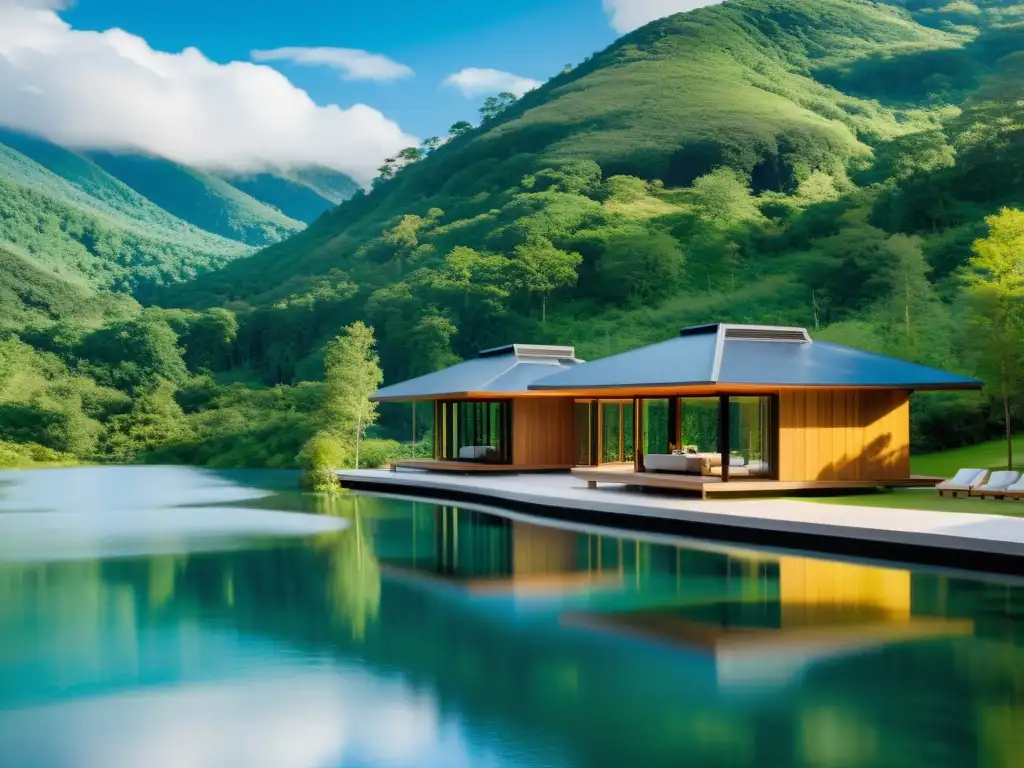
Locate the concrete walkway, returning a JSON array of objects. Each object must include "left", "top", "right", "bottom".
[{"left": 338, "top": 469, "right": 1024, "bottom": 562}]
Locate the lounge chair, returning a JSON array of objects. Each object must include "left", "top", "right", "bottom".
[
  {"left": 997, "top": 476, "right": 1024, "bottom": 502},
  {"left": 936, "top": 468, "right": 987, "bottom": 498},
  {"left": 972, "top": 470, "right": 1020, "bottom": 499}
]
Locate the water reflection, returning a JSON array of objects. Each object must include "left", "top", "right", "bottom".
[{"left": 1, "top": 469, "right": 1023, "bottom": 767}]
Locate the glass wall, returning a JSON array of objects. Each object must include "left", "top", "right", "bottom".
[
  {"left": 600, "top": 400, "right": 634, "bottom": 464},
  {"left": 435, "top": 400, "right": 512, "bottom": 464},
  {"left": 728, "top": 396, "right": 774, "bottom": 478},
  {"left": 679, "top": 397, "right": 720, "bottom": 454},
  {"left": 642, "top": 395, "right": 776, "bottom": 479},
  {"left": 574, "top": 401, "right": 595, "bottom": 466},
  {"left": 643, "top": 399, "right": 671, "bottom": 456}
]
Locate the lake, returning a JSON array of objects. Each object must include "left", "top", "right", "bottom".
[{"left": 0, "top": 466, "right": 1021, "bottom": 767}]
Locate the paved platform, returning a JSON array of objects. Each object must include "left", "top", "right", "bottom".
[{"left": 337, "top": 469, "right": 1024, "bottom": 568}]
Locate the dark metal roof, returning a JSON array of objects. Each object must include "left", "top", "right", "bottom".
[
  {"left": 372, "top": 344, "right": 582, "bottom": 401},
  {"left": 529, "top": 324, "right": 982, "bottom": 391}
]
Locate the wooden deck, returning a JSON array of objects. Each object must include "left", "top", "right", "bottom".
[
  {"left": 391, "top": 459, "right": 573, "bottom": 474},
  {"left": 572, "top": 468, "right": 941, "bottom": 499}
]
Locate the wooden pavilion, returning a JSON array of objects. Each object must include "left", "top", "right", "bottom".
[{"left": 373, "top": 324, "right": 982, "bottom": 497}]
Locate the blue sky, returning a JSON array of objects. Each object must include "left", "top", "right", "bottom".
[
  {"left": 0, "top": 0, "right": 711, "bottom": 180},
  {"left": 63, "top": 0, "right": 619, "bottom": 139}
]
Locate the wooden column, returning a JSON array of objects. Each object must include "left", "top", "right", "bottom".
[
  {"left": 718, "top": 395, "right": 730, "bottom": 483},
  {"left": 634, "top": 398, "right": 645, "bottom": 473},
  {"left": 433, "top": 401, "right": 441, "bottom": 459},
  {"left": 667, "top": 397, "right": 681, "bottom": 452}
]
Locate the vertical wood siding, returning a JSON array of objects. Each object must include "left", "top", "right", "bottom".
[
  {"left": 512, "top": 398, "right": 576, "bottom": 466},
  {"left": 777, "top": 389, "right": 910, "bottom": 482}
]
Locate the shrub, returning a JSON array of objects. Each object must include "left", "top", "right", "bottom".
[
  {"left": 358, "top": 438, "right": 404, "bottom": 469},
  {"left": 299, "top": 431, "right": 347, "bottom": 492}
]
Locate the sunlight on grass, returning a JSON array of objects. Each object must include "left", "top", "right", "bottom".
[
  {"left": 806, "top": 489, "right": 1024, "bottom": 517},
  {"left": 911, "top": 437, "right": 1024, "bottom": 478}
]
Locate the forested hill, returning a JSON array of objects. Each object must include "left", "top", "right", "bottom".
[
  {"left": 0, "top": 128, "right": 357, "bottom": 294},
  {"left": 5, "top": 0, "right": 1024, "bottom": 470},
  {"left": 159, "top": 0, "right": 1024, "bottom": 387}
]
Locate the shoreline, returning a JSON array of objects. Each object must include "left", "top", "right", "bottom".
[{"left": 338, "top": 469, "right": 1024, "bottom": 577}]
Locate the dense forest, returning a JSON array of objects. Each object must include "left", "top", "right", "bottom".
[{"left": 4, "top": 0, "right": 1024, "bottom": 469}]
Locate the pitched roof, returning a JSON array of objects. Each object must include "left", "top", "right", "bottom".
[
  {"left": 528, "top": 324, "right": 982, "bottom": 392},
  {"left": 372, "top": 344, "right": 582, "bottom": 402}
]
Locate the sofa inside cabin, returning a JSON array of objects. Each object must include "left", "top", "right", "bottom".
[{"left": 643, "top": 450, "right": 769, "bottom": 477}]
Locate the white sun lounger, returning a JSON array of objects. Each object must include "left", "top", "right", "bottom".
[
  {"left": 999, "top": 477, "right": 1024, "bottom": 501},
  {"left": 936, "top": 468, "right": 987, "bottom": 497},
  {"left": 973, "top": 470, "right": 1021, "bottom": 498}
]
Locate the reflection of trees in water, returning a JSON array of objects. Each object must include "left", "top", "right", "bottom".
[
  {"left": 312, "top": 493, "right": 381, "bottom": 640},
  {"left": 5, "top": 510, "right": 1024, "bottom": 766}
]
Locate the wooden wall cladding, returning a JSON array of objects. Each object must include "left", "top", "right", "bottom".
[
  {"left": 511, "top": 521, "right": 578, "bottom": 576},
  {"left": 513, "top": 398, "right": 576, "bottom": 466},
  {"left": 777, "top": 557, "right": 911, "bottom": 626},
  {"left": 778, "top": 389, "right": 910, "bottom": 482}
]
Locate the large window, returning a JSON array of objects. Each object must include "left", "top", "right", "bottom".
[
  {"left": 574, "top": 401, "right": 596, "bottom": 466},
  {"left": 643, "top": 399, "right": 671, "bottom": 456},
  {"left": 435, "top": 400, "right": 512, "bottom": 464},
  {"left": 600, "top": 400, "right": 634, "bottom": 464},
  {"left": 679, "top": 397, "right": 719, "bottom": 454},
  {"left": 638, "top": 395, "right": 776, "bottom": 480},
  {"left": 728, "top": 396, "right": 774, "bottom": 478}
]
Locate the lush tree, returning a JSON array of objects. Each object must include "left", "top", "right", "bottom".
[
  {"left": 101, "top": 379, "right": 189, "bottom": 462},
  {"left": 421, "top": 137, "right": 443, "bottom": 152},
  {"left": 597, "top": 230, "right": 686, "bottom": 304},
  {"left": 964, "top": 209, "right": 1024, "bottom": 469},
  {"left": 871, "top": 234, "right": 950, "bottom": 363},
  {"left": 436, "top": 246, "right": 511, "bottom": 315},
  {"left": 447, "top": 121, "right": 472, "bottom": 138},
  {"left": 510, "top": 236, "right": 582, "bottom": 324},
  {"left": 380, "top": 214, "right": 425, "bottom": 275},
  {"left": 397, "top": 146, "right": 424, "bottom": 164},
  {"left": 77, "top": 311, "right": 189, "bottom": 393},
  {"left": 321, "top": 322, "right": 384, "bottom": 469},
  {"left": 604, "top": 175, "right": 648, "bottom": 203},
  {"left": 690, "top": 168, "right": 763, "bottom": 225},
  {"left": 408, "top": 313, "right": 461, "bottom": 376},
  {"left": 299, "top": 431, "right": 348, "bottom": 492},
  {"left": 479, "top": 92, "right": 518, "bottom": 121}
]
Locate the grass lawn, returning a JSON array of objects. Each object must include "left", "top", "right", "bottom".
[
  {"left": 796, "top": 437, "right": 1024, "bottom": 516},
  {"left": 910, "top": 437, "right": 1024, "bottom": 478},
  {"left": 805, "top": 489, "right": 1024, "bottom": 516}
]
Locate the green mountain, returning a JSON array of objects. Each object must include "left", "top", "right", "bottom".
[
  {"left": 158, "top": 0, "right": 1024, "bottom": 367},
  {"left": 0, "top": 129, "right": 360, "bottom": 296},
  {"left": 85, "top": 152, "right": 305, "bottom": 245},
  {"left": 0, "top": 138, "right": 250, "bottom": 294},
  {"left": 0, "top": 245, "right": 135, "bottom": 332},
  {"left": 215, "top": 168, "right": 360, "bottom": 223}
]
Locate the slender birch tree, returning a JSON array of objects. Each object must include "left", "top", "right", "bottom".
[
  {"left": 964, "top": 208, "right": 1024, "bottom": 470},
  {"left": 322, "top": 321, "right": 383, "bottom": 469}
]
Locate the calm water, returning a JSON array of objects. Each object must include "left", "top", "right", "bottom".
[{"left": 1, "top": 467, "right": 1023, "bottom": 768}]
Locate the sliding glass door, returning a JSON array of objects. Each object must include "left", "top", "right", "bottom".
[
  {"left": 434, "top": 400, "right": 512, "bottom": 464},
  {"left": 728, "top": 396, "right": 775, "bottom": 478},
  {"left": 599, "top": 400, "right": 634, "bottom": 465}
]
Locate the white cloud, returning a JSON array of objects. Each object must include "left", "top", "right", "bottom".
[
  {"left": 0, "top": 2, "right": 417, "bottom": 183},
  {"left": 602, "top": 0, "right": 726, "bottom": 32},
  {"left": 0, "top": 0, "right": 70, "bottom": 7},
  {"left": 250, "top": 46, "right": 413, "bottom": 83},
  {"left": 443, "top": 67, "right": 541, "bottom": 99}
]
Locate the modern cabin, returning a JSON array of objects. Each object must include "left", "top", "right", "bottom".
[
  {"left": 373, "top": 344, "right": 585, "bottom": 471},
  {"left": 373, "top": 324, "right": 982, "bottom": 496}
]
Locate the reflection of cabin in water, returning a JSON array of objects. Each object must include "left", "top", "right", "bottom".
[
  {"left": 380, "top": 505, "right": 624, "bottom": 595},
  {"left": 562, "top": 557, "right": 974, "bottom": 686},
  {"left": 372, "top": 324, "right": 980, "bottom": 497}
]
